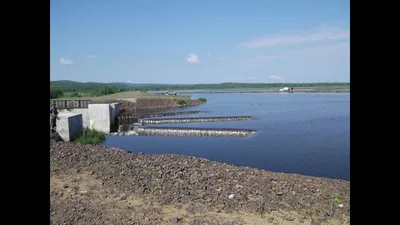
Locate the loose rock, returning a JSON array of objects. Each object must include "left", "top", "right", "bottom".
[{"left": 50, "top": 139, "right": 350, "bottom": 225}]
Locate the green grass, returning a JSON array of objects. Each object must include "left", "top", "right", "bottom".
[
  {"left": 75, "top": 127, "right": 106, "bottom": 145},
  {"left": 198, "top": 97, "right": 207, "bottom": 103},
  {"left": 55, "top": 91, "right": 191, "bottom": 101},
  {"left": 175, "top": 99, "right": 187, "bottom": 106},
  {"left": 332, "top": 193, "right": 342, "bottom": 203},
  {"left": 62, "top": 92, "right": 102, "bottom": 98}
]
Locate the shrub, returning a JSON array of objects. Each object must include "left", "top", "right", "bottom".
[
  {"left": 68, "top": 92, "right": 82, "bottom": 98},
  {"left": 75, "top": 127, "right": 106, "bottom": 145},
  {"left": 198, "top": 97, "right": 207, "bottom": 103},
  {"left": 50, "top": 86, "right": 64, "bottom": 99},
  {"left": 175, "top": 99, "right": 187, "bottom": 106}
]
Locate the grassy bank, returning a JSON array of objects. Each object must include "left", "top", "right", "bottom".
[
  {"left": 53, "top": 91, "right": 191, "bottom": 101},
  {"left": 75, "top": 128, "right": 105, "bottom": 145}
]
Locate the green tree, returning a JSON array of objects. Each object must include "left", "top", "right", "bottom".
[
  {"left": 50, "top": 86, "right": 64, "bottom": 99},
  {"left": 70, "top": 92, "right": 81, "bottom": 98},
  {"left": 101, "top": 86, "right": 121, "bottom": 95}
]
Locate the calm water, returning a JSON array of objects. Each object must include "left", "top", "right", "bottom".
[
  {"left": 103, "top": 93, "right": 350, "bottom": 181},
  {"left": 148, "top": 88, "right": 314, "bottom": 93}
]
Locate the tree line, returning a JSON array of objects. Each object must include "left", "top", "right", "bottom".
[
  {"left": 50, "top": 81, "right": 350, "bottom": 99},
  {"left": 50, "top": 85, "right": 132, "bottom": 99}
]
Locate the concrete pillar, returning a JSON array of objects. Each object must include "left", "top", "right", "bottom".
[
  {"left": 70, "top": 108, "right": 90, "bottom": 128},
  {"left": 88, "top": 104, "right": 112, "bottom": 133},
  {"left": 109, "top": 103, "right": 120, "bottom": 125},
  {"left": 56, "top": 113, "right": 83, "bottom": 141}
]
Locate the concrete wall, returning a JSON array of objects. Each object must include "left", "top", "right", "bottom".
[
  {"left": 109, "top": 103, "right": 120, "bottom": 125},
  {"left": 71, "top": 109, "right": 89, "bottom": 128},
  {"left": 58, "top": 103, "right": 120, "bottom": 134},
  {"left": 60, "top": 109, "right": 90, "bottom": 128},
  {"left": 56, "top": 113, "right": 83, "bottom": 141},
  {"left": 88, "top": 104, "right": 112, "bottom": 133},
  {"left": 51, "top": 99, "right": 92, "bottom": 108}
]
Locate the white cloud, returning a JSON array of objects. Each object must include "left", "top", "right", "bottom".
[
  {"left": 60, "top": 57, "right": 73, "bottom": 65},
  {"left": 88, "top": 54, "right": 96, "bottom": 59},
  {"left": 187, "top": 53, "right": 200, "bottom": 64},
  {"left": 207, "top": 52, "right": 212, "bottom": 56},
  {"left": 219, "top": 57, "right": 225, "bottom": 61},
  {"left": 238, "top": 25, "right": 350, "bottom": 48},
  {"left": 126, "top": 80, "right": 133, "bottom": 83},
  {"left": 269, "top": 75, "right": 283, "bottom": 80}
]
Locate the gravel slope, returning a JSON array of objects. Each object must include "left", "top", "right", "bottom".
[{"left": 50, "top": 140, "right": 350, "bottom": 225}]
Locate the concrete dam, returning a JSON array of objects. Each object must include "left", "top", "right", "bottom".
[
  {"left": 113, "top": 126, "right": 256, "bottom": 138},
  {"left": 53, "top": 101, "right": 257, "bottom": 140},
  {"left": 114, "top": 114, "right": 257, "bottom": 138},
  {"left": 138, "top": 126, "right": 255, "bottom": 137}
]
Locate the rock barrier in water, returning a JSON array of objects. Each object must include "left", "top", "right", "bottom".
[
  {"left": 138, "top": 116, "right": 253, "bottom": 125},
  {"left": 109, "top": 130, "right": 139, "bottom": 136},
  {"left": 133, "top": 126, "right": 256, "bottom": 137},
  {"left": 114, "top": 111, "right": 257, "bottom": 138},
  {"left": 118, "top": 111, "right": 210, "bottom": 125}
]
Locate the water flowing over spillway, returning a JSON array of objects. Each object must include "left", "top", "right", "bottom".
[
  {"left": 113, "top": 111, "right": 257, "bottom": 138},
  {"left": 112, "top": 126, "right": 256, "bottom": 138},
  {"left": 137, "top": 126, "right": 256, "bottom": 137}
]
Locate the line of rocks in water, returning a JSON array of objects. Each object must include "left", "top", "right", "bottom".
[
  {"left": 112, "top": 125, "right": 257, "bottom": 137},
  {"left": 114, "top": 111, "right": 257, "bottom": 137},
  {"left": 111, "top": 127, "right": 256, "bottom": 137},
  {"left": 135, "top": 126, "right": 256, "bottom": 137},
  {"left": 118, "top": 111, "right": 211, "bottom": 125},
  {"left": 138, "top": 116, "right": 253, "bottom": 125},
  {"left": 50, "top": 140, "right": 350, "bottom": 224},
  {"left": 110, "top": 130, "right": 139, "bottom": 136}
]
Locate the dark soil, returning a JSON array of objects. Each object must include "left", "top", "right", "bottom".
[{"left": 50, "top": 140, "right": 349, "bottom": 225}]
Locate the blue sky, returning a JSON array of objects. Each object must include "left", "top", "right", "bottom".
[{"left": 50, "top": 0, "right": 350, "bottom": 84}]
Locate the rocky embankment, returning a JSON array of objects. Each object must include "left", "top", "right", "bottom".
[
  {"left": 118, "top": 98, "right": 203, "bottom": 115},
  {"left": 50, "top": 140, "right": 349, "bottom": 225}
]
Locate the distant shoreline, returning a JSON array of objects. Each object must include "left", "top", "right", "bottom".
[{"left": 157, "top": 89, "right": 350, "bottom": 95}]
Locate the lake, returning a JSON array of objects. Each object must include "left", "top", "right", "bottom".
[{"left": 102, "top": 92, "right": 350, "bottom": 181}]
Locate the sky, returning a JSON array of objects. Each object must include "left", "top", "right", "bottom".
[{"left": 50, "top": 0, "right": 350, "bottom": 84}]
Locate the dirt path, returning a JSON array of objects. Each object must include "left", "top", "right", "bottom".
[{"left": 50, "top": 140, "right": 349, "bottom": 225}]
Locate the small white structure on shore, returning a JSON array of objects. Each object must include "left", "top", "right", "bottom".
[
  {"left": 279, "top": 87, "right": 293, "bottom": 92},
  {"left": 279, "top": 87, "right": 289, "bottom": 92}
]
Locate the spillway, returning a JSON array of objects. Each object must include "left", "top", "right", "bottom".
[{"left": 138, "top": 116, "right": 253, "bottom": 125}]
